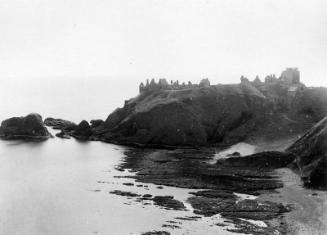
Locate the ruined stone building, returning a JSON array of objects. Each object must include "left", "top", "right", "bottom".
[
  {"left": 280, "top": 68, "right": 300, "bottom": 85},
  {"left": 139, "top": 78, "right": 211, "bottom": 93},
  {"left": 138, "top": 68, "right": 304, "bottom": 95},
  {"left": 249, "top": 68, "right": 305, "bottom": 97}
]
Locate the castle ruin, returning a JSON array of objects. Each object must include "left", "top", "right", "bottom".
[
  {"left": 139, "top": 68, "right": 305, "bottom": 95},
  {"left": 247, "top": 68, "right": 305, "bottom": 96},
  {"left": 139, "top": 78, "right": 211, "bottom": 93}
]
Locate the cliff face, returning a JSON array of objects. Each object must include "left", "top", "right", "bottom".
[
  {"left": 0, "top": 113, "right": 51, "bottom": 140},
  {"left": 290, "top": 87, "right": 327, "bottom": 121},
  {"left": 98, "top": 84, "right": 327, "bottom": 147},
  {"left": 287, "top": 117, "right": 327, "bottom": 189}
]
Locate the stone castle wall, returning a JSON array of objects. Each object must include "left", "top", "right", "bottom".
[
  {"left": 139, "top": 68, "right": 302, "bottom": 94},
  {"left": 139, "top": 78, "right": 210, "bottom": 93}
]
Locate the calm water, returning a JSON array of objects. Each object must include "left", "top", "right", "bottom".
[
  {"left": 0, "top": 78, "right": 237, "bottom": 235},
  {"left": 0, "top": 131, "right": 238, "bottom": 235}
]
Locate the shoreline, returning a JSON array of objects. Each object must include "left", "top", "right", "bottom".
[{"left": 259, "top": 168, "right": 327, "bottom": 235}]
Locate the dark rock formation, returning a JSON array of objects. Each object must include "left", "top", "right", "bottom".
[
  {"left": 119, "top": 149, "right": 293, "bottom": 194},
  {"left": 45, "top": 117, "right": 97, "bottom": 140},
  {"left": 152, "top": 196, "right": 185, "bottom": 210},
  {"left": 44, "top": 117, "right": 77, "bottom": 131},
  {"left": 119, "top": 148, "right": 293, "bottom": 234},
  {"left": 141, "top": 231, "right": 170, "bottom": 235},
  {"left": 0, "top": 113, "right": 51, "bottom": 140},
  {"left": 72, "top": 120, "right": 92, "bottom": 140},
  {"left": 187, "top": 190, "right": 291, "bottom": 234},
  {"left": 100, "top": 85, "right": 265, "bottom": 146},
  {"left": 188, "top": 193, "right": 290, "bottom": 219},
  {"left": 217, "top": 151, "right": 295, "bottom": 170},
  {"left": 109, "top": 190, "right": 141, "bottom": 197},
  {"left": 55, "top": 131, "right": 71, "bottom": 139},
  {"left": 90, "top": 119, "right": 104, "bottom": 128},
  {"left": 287, "top": 116, "right": 327, "bottom": 189}
]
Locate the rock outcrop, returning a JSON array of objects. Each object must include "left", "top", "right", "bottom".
[
  {"left": 287, "top": 116, "right": 327, "bottom": 189},
  {"left": 90, "top": 119, "right": 104, "bottom": 128},
  {"left": 45, "top": 117, "right": 104, "bottom": 140},
  {"left": 72, "top": 120, "right": 93, "bottom": 140},
  {"left": 44, "top": 117, "right": 77, "bottom": 131},
  {"left": 0, "top": 113, "right": 51, "bottom": 140}
]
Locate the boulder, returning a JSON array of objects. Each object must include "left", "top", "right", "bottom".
[
  {"left": 0, "top": 113, "right": 51, "bottom": 140},
  {"left": 287, "top": 116, "right": 327, "bottom": 189}
]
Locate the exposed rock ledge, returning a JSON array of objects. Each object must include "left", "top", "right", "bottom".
[{"left": 0, "top": 113, "right": 52, "bottom": 140}]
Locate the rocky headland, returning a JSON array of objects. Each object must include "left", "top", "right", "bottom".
[
  {"left": 91, "top": 73, "right": 326, "bottom": 148},
  {"left": 38, "top": 69, "right": 327, "bottom": 149},
  {"left": 44, "top": 84, "right": 327, "bottom": 148}
]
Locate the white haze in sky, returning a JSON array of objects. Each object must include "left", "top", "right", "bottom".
[{"left": 0, "top": 0, "right": 326, "bottom": 86}]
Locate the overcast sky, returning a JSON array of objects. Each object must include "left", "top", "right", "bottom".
[{"left": 0, "top": 0, "right": 327, "bottom": 86}]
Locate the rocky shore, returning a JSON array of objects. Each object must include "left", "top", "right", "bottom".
[{"left": 116, "top": 148, "right": 293, "bottom": 234}]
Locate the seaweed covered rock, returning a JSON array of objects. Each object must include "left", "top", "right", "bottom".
[
  {"left": 0, "top": 113, "right": 51, "bottom": 140},
  {"left": 287, "top": 116, "right": 327, "bottom": 189}
]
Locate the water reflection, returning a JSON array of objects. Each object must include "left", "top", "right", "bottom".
[{"left": 3, "top": 139, "right": 46, "bottom": 147}]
